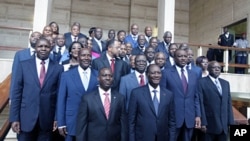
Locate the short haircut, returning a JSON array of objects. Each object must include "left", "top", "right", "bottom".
[{"left": 117, "top": 30, "right": 126, "bottom": 36}]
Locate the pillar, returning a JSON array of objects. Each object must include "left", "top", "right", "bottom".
[{"left": 157, "top": 0, "right": 175, "bottom": 42}]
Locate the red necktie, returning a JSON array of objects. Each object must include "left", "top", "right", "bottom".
[
  {"left": 139, "top": 74, "right": 145, "bottom": 86},
  {"left": 181, "top": 68, "right": 188, "bottom": 94},
  {"left": 39, "top": 61, "right": 46, "bottom": 88},
  {"left": 103, "top": 93, "right": 110, "bottom": 119},
  {"left": 110, "top": 59, "right": 115, "bottom": 73}
]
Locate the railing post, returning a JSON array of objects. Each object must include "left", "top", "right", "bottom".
[
  {"left": 248, "top": 52, "right": 250, "bottom": 73},
  {"left": 223, "top": 49, "right": 229, "bottom": 73},
  {"left": 197, "top": 46, "right": 202, "bottom": 57}
]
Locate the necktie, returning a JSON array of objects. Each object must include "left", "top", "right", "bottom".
[
  {"left": 215, "top": 79, "right": 222, "bottom": 95},
  {"left": 110, "top": 59, "right": 115, "bottom": 73},
  {"left": 74, "top": 37, "right": 77, "bottom": 42},
  {"left": 152, "top": 90, "right": 159, "bottom": 116},
  {"left": 103, "top": 93, "right": 110, "bottom": 119},
  {"left": 133, "top": 36, "right": 136, "bottom": 42},
  {"left": 181, "top": 68, "right": 188, "bottom": 94},
  {"left": 82, "top": 71, "right": 89, "bottom": 90},
  {"left": 39, "top": 61, "right": 46, "bottom": 88},
  {"left": 139, "top": 74, "right": 145, "bottom": 86}
]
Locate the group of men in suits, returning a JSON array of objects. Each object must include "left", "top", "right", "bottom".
[{"left": 9, "top": 22, "right": 234, "bottom": 141}]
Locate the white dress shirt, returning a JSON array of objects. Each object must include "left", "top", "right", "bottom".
[
  {"left": 148, "top": 83, "right": 160, "bottom": 102},
  {"left": 71, "top": 35, "right": 78, "bottom": 42},
  {"left": 98, "top": 87, "right": 111, "bottom": 105},
  {"left": 35, "top": 56, "right": 49, "bottom": 78},
  {"left": 78, "top": 66, "right": 91, "bottom": 89},
  {"left": 94, "top": 37, "right": 103, "bottom": 51},
  {"left": 135, "top": 71, "right": 146, "bottom": 85}
]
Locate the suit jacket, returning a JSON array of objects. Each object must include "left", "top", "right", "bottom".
[
  {"left": 76, "top": 89, "right": 128, "bottom": 141},
  {"left": 92, "top": 54, "right": 129, "bottom": 90},
  {"left": 119, "top": 72, "right": 147, "bottom": 110},
  {"left": 64, "top": 32, "right": 87, "bottom": 49},
  {"left": 188, "top": 64, "right": 202, "bottom": 78},
  {"left": 57, "top": 67, "right": 99, "bottom": 135},
  {"left": 218, "top": 33, "right": 234, "bottom": 47},
  {"left": 198, "top": 76, "right": 234, "bottom": 134},
  {"left": 162, "top": 66, "right": 201, "bottom": 128},
  {"left": 10, "top": 48, "right": 33, "bottom": 100},
  {"left": 91, "top": 38, "right": 107, "bottom": 54},
  {"left": 124, "top": 34, "right": 138, "bottom": 48},
  {"left": 9, "top": 57, "right": 63, "bottom": 132},
  {"left": 131, "top": 46, "right": 144, "bottom": 55},
  {"left": 51, "top": 46, "right": 69, "bottom": 64},
  {"left": 156, "top": 41, "right": 169, "bottom": 58},
  {"left": 128, "top": 85, "right": 176, "bottom": 141}
]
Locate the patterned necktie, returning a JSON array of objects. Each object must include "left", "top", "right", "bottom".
[
  {"left": 152, "top": 90, "right": 159, "bottom": 116},
  {"left": 39, "top": 61, "right": 46, "bottom": 88},
  {"left": 181, "top": 68, "right": 188, "bottom": 94},
  {"left": 103, "top": 93, "right": 110, "bottom": 119},
  {"left": 110, "top": 59, "right": 115, "bottom": 73},
  {"left": 139, "top": 74, "right": 145, "bottom": 86},
  {"left": 215, "top": 79, "right": 222, "bottom": 95},
  {"left": 57, "top": 47, "right": 62, "bottom": 61}
]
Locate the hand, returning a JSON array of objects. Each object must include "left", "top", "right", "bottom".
[
  {"left": 195, "top": 117, "right": 201, "bottom": 128},
  {"left": 201, "top": 126, "right": 207, "bottom": 133},
  {"left": 53, "top": 121, "right": 57, "bottom": 132},
  {"left": 58, "top": 127, "right": 68, "bottom": 137},
  {"left": 11, "top": 121, "right": 20, "bottom": 134}
]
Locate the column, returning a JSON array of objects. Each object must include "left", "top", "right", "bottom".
[
  {"left": 157, "top": 0, "right": 175, "bottom": 42},
  {"left": 33, "top": 0, "right": 53, "bottom": 32}
]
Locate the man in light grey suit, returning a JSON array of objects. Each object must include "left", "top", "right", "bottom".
[{"left": 119, "top": 54, "right": 148, "bottom": 110}]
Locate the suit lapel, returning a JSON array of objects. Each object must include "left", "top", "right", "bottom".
[
  {"left": 108, "top": 91, "right": 118, "bottom": 121},
  {"left": 94, "top": 90, "right": 107, "bottom": 119},
  {"left": 143, "top": 86, "right": 157, "bottom": 116},
  {"left": 206, "top": 77, "right": 222, "bottom": 97},
  {"left": 29, "top": 57, "right": 40, "bottom": 88},
  {"left": 171, "top": 66, "right": 185, "bottom": 95},
  {"left": 130, "top": 73, "right": 140, "bottom": 86},
  {"left": 158, "top": 88, "right": 168, "bottom": 117},
  {"left": 87, "top": 69, "right": 98, "bottom": 92},
  {"left": 71, "top": 68, "right": 85, "bottom": 93},
  {"left": 103, "top": 55, "right": 111, "bottom": 68}
]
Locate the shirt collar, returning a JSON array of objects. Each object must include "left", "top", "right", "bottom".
[
  {"left": 78, "top": 65, "right": 90, "bottom": 74},
  {"left": 98, "top": 87, "right": 111, "bottom": 95},
  {"left": 148, "top": 83, "right": 160, "bottom": 93},
  {"left": 208, "top": 75, "right": 218, "bottom": 82},
  {"left": 35, "top": 55, "right": 49, "bottom": 64}
]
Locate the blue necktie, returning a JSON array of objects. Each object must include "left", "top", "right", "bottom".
[
  {"left": 181, "top": 68, "right": 188, "bottom": 94},
  {"left": 152, "top": 90, "right": 159, "bottom": 116},
  {"left": 215, "top": 79, "right": 222, "bottom": 95}
]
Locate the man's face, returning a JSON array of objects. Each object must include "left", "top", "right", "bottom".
[
  {"left": 78, "top": 48, "right": 92, "bottom": 70},
  {"left": 155, "top": 53, "right": 166, "bottom": 68},
  {"left": 208, "top": 62, "right": 221, "bottom": 78},
  {"left": 30, "top": 32, "right": 41, "bottom": 48},
  {"left": 56, "top": 34, "right": 65, "bottom": 47},
  {"left": 174, "top": 49, "right": 188, "bottom": 68},
  {"left": 94, "top": 28, "right": 103, "bottom": 40},
  {"left": 71, "top": 25, "right": 80, "bottom": 37},
  {"left": 169, "top": 44, "right": 178, "bottom": 57},
  {"left": 119, "top": 44, "right": 127, "bottom": 58},
  {"left": 145, "top": 47, "right": 155, "bottom": 62},
  {"left": 163, "top": 32, "right": 172, "bottom": 44},
  {"left": 147, "top": 65, "right": 162, "bottom": 87},
  {"left": 135, "top": 55, "right": 147, "bottom": 73},
  {"left": 150, "top": 38, "right": 158, "bottom": 49},
  {"left": 110, "top": 41, "right": 121, "bottom": 58},
  {"left": 145, "top": 27, "right": 152, "bottom": 37},
  {"left": 131, "top": 25, "right": 139, "bottom": 35},
  {"left": 43, "top": 26, "right": 52, "bottom": 37},
  {"left": 118, "top": 32, "right": 126, "bottom": 42},
  {"left": 138, "top": 35, "right": 146, "bottom": 47},
  {"left": 78, "top": 38, "right": 87, "bottom": 47},
  {"left": 35, "top": 39, "right": 52, "bottom": 60},
  {"left": 98, "top": 68, "right": 113, "bottom": 91},
  {"left": 129, "top": 56, "right": 136, "bottom": 69},
  {"left": 186, "top": 49, "right": 194, "bottom": 64},
  {"left": 125, "top": 43, "right": 132, "bottom": 55}
]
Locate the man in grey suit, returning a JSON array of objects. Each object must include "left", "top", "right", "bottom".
[
  {"left": 198, "top": 61, "right": 234, "bottom": 141},
  {"left": 119, "top": 54, "right": 148, "bottom": 110}
]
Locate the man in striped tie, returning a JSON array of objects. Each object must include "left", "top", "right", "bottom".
[{"left": 76, "top": 67, "right": 127, "bottom": 141}]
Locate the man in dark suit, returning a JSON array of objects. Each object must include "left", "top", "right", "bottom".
[
  {"left": 10, "top": 31, "right": 42, "bottom": 100},
  {"left": 64, "top": 22, "right": 87, "bottom": 49},
  {"left": 131, "top": 34, "right": 147, "bottom": 55},
  {"left": 162, "top": 49, "right": 201, "bottom": 141},
  {"left": 128, "top": 64, "right": 176, "bottom": 141},
  {"left": 76, "top": 68, "right": 127, "bottom": 141},
  {"left": 144, "top": 26, "right": 153, "bottom": 47},
  {"left": 124, "top": 23, "right": 139, "bottom": 48},
  {"left": 217, "top": 27, "right": 234, "bottom": 62},
  {"left": 52, "top": 34, "right": 69, "bottom": 64},
  {"left": 119, "top": 54, "right": 148, "bottom": 110},
  {"left": 185, "top": 47, "right": 202, "bottom": 78},
  {"left": 91, "top": 27, "right": 106, "bottom": 54},
  {"left": 156, "top": 31, "right": 172, "bottom": 58},
  {"left": 198, "top": 61, "right": 234, "bottom": 141},
  {"left": 57, "top": 48, "right": 99, "bottom": 141},
  {"left": 92, "top": 39, "right": 129, "bottom": 90},
  {"left": 9, "top": 38, "right": 63, "bottom": 141},
  {"left": 165, "top": 43, "right": 178, "bottom": 68}
]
